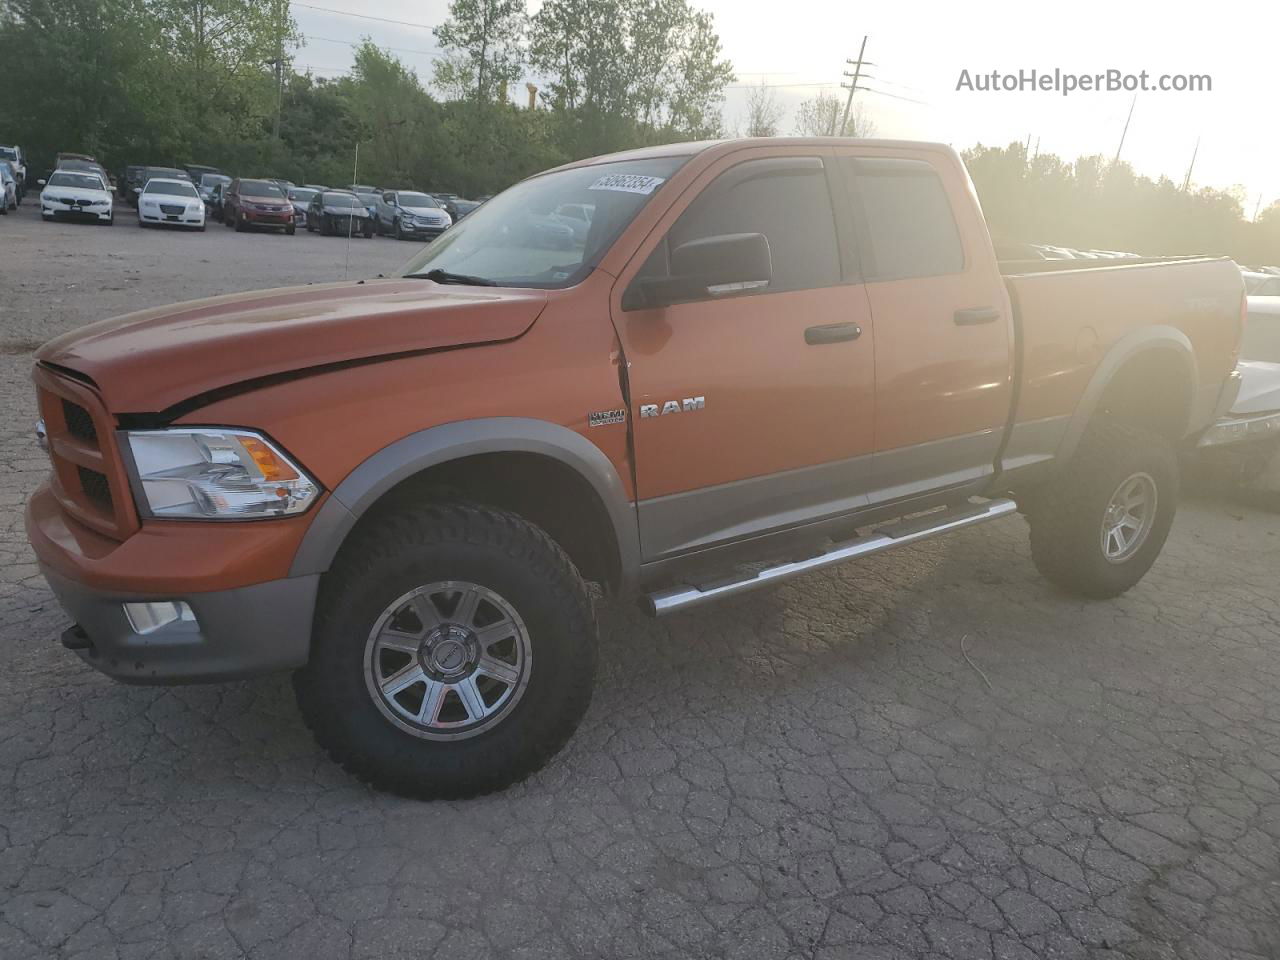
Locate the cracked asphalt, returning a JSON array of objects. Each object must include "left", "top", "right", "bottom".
[{"left": 3, "top": 200, "right": 1280, "bottom": 959}]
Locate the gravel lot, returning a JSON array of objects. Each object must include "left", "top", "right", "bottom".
[{"left": 2, "top": 198, "right": 1280, "bottom": 960}]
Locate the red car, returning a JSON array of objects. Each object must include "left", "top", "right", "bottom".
[{"left": 223, "top": 178, "right": 295, "bottom": 234}]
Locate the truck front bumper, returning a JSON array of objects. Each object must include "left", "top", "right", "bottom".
[
  {"left": 41, "top": 565, "right": 318, "bottom": 684},
  {"left": 26, "top": 484, "right": 319, "bottom": 684}
]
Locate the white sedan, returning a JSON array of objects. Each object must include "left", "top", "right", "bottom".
[
  {"left": 39, "top": 170, "right": 114, "bottom": 224},
  {"left": 137, "top": 177, "right": 206, "bottom": 230}
]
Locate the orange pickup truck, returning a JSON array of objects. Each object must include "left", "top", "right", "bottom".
[{"left": 27, "top": 138, "right": 1245, "bottom": 798}]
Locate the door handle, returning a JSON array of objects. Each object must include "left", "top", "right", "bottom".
[
  {"left": 805, "top": 322, "right": 862, "bottom": 345},
  {"left": 954, "top": 307, "right": 1001, "bottom": 326}
]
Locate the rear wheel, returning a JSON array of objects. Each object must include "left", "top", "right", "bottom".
[
  {"left": 1027, "top": 421, "right": 1178, "bottom": 598},
  {"left": 294, "top": 502, "right": 597, "bottom": 800}
]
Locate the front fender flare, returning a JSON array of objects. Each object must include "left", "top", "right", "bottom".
[{"left": 289, "top": 417, "right": 640, "bottom": 592}]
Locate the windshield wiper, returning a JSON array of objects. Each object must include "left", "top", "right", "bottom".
[{"left": 407, "top": 268, "right": 498, "bottom": 287}]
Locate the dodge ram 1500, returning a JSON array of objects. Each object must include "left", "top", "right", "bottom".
[{"left": 27, "top": 138, "right": 1245, "bottom": 798}]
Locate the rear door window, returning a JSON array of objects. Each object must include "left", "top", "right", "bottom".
[{"left": 841, "top": 157, "right": 964, "bottom": 281}]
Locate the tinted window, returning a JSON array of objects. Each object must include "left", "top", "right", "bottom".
[
  {"left": 843, "top": 157, "right": 963, "bottom": 280},
  {"left": 322, "top": 192, "right": 361, "bottom": 207},
  {"left": 48, "top": 172, "right": 106, "bottom": 190},
  {"left": 397, "top": 192, "right": 437, "bottom": 207},
  {"left": 239, "top": 180, "right": 285, "bottom": 198},
  {"left": 144, "top": 180, "right": 199, "bottom": 197},
  {"left": 657, "top": 156, "right": 841, "bottom": 296}
]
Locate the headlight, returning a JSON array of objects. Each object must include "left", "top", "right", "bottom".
[{"left": 124, "top": 429, "right": 319, "bottom": 519}]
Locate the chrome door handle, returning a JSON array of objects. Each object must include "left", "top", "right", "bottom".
[
  {"left": 954, "top": 307, "right": 1001, "bottom": 326},
  {"left": 804, "top": 322, "right": 862, "bottom": 345}
]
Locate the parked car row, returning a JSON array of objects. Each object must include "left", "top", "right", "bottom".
[{"left": 5, "top": 149, "right": 490, "bottom": 242}]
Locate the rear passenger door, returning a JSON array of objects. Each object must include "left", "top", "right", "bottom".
[
  {"left": 834, "top": 152, "right": 1013, "bottom": 503},
  {"left": 611, "top": 148, "right": 877, "bottom": 561}
]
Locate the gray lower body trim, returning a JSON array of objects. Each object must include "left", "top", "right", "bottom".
[
  {"left": 637, "top": 453, "right": 874, "bottom": 560},
  {"left": 867, "top": 429, "right": 1002, "bottom": 505},
  {"left": 999, "top": 415, "right": 1071, "bottom": 473},
  {"left": 42, "top": 565, "right": 319, "bottom": 685},
  {"left": 637, "top": 429, "right": 1003, "bottom": 563}
]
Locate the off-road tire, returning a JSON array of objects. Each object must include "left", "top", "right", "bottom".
[
  {"left": 294, "top": 502, "right": 597, "bottom": 800},
  {"left": 1027, "top": 421, "right": 1178, "bottom": 599}
]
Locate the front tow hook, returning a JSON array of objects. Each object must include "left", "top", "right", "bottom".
[{"left": 60, "top": 624, "right": 92, "bottom": 651}]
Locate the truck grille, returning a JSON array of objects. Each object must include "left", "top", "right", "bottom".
[
  {"left": 35, "top": 365, "right": 138, "bottom": 540},
  {"left": 62, "top": 398, "right": 97, "bottom": 443},
  {"left": 77, "top": 466, "right": 114, "bottom": 513}
]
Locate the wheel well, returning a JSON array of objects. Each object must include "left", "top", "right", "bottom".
[
  {"left": 342, "top": 452, "right": 622, "bottom": 592},
  {"left": 1095, "top": 349, "right": 1193, "bottom": 442}
]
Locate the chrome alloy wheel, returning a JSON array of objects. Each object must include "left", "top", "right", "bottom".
[
  {"left": 1100, "top": 472, "right": 1157, "bottom": 563},
  {"left": 364, "top": 581, "right": 532, "bottom": 740}
]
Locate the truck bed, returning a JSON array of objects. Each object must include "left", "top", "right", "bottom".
[{"left": 997, "top": 255, "right": 1244, "bottom": 476}]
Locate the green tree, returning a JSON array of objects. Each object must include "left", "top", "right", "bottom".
[
  {"left": 432, "top": 0, "right": 526, "bottom": 104},
  {"left": 529, "top": 0, "right": 731, "bottom": 154},
  {"left": 0, "top": 0, "right": 160, "bottom": 170}
]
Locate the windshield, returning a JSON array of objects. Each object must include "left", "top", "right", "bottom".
[
  {"left": 48, "top": 172, "right": 105, "bottom": 190},
  {"left": 401, "top": 157, "right": 684, "bottom": 288},
  {"left": 201, "top": 174, "right": 230, "bottom": 188},
  {"left": 397, "top": 192, "right": 438, "bottom": 208},
  {"left": 144, "top": 180, "right": 199, "bottom": 197},
  {"left": 0, "top": 147, "right": 16, "bottom": 161},
  {"left": 289, "top": 188, "right": 318, "bottom": 203},
  {"left": 237, "top": 179, "right": 283, "bottom": 198},
  {"left": 323, "top": 192, "right": 362, "bottom": 208}
]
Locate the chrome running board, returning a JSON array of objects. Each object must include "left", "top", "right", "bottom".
[{"left": 643, "top": 498, "right": 1018, "bottom": 617}]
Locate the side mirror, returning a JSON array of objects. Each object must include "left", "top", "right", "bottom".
[
  {"left": 628, "top": 233, "right": 773, "bottom": 309},
  {"left": 132, "top": 186, "right": 141, "bottom": 194},
  {"left": 37, "top": 178, "right": 46, "bottom": 186}
]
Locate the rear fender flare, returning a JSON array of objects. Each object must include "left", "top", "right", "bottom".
[
  {"left": 289, "top": 417, "right": 640, "bottom": 592},
  {"left": 1057, "top": 325, "right": 1197, "bottom": 463}
]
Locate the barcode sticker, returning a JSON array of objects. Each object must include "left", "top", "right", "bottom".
[{"left": 588, "top": 174, "right": 665, "bottom": 195}]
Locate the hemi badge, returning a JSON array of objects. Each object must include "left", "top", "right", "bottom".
[{"left": 589, "top": 408, "right": 626, "bottom": 427}]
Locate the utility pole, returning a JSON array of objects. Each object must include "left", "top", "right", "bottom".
[
  {"left": 1112, "top": 94, "right": 1136, "bottom": 165},
  {"left": 1181, "top": 137, "right": 1200, "bottom": 192},
  {"left": 1253, "top": 193, "right": 1264, "bottom": 221},
  {"left": 836, "top": 36, "right": 869, "bottom": 137},
  {"left": 271, "top": 0, "right": 285, "bottom": 139}
]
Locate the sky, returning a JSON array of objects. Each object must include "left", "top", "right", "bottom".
[{"left": 288, "top": 0, "right": 1280, "bottom": 215}]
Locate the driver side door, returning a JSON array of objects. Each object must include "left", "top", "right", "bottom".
[{"left": 610, "top": 147, "right": 877, "bottom": 563}]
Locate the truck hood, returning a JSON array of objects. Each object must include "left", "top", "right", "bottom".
[{"left": 37, "top": 279, "right": 548, "bottom": 412}]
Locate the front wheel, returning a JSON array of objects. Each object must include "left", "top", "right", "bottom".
[
  {"left": 294, "top": 502, "right": 597, "bottom": 800},
  {"left": 1027, "top": 421, "right": 1178, "bottom": 599}
]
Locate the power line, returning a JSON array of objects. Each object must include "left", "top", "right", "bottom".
[
  {"left": 305, "top": 33, "right": 443, "bottom": 59},
  {"left": 289, "top": 1, "right": 438, "bottom": 30}
]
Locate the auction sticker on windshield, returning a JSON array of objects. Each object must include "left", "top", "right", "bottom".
[{"left": 589, "top": 174, "right": 665, "bottom": 195}]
